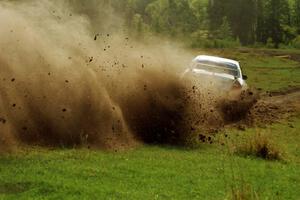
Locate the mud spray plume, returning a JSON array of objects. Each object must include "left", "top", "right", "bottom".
[
  {"left": 0, "top": 0, "right": 196, "bottom": 151},
  {"left": 0, "top": 0, "right": 261, "bottom": 153}
]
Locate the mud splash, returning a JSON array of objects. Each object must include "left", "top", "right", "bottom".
[
  {"left": 220, "top": 88, "right": 300, "bottom": 129},
  {"left": 218, "top": 89, "right": 259, "bottom": 123},
  {"left": 0, "top": 0, "right": 297, "bottom": 153},
  {"left": 0, "top": 0, "right": 202, "bottom": 151}
]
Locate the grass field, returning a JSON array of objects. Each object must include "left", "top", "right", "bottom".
[
  {"left": 0, "top": 49, "right": 300, "bottom": 200},
  {"left": 0, "top": 118, "right": 299, "bottom": 199}
]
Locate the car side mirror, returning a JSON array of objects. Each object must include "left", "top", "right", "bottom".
[{"left": 242, "top": 75, "right": 248, "bottom": 80}]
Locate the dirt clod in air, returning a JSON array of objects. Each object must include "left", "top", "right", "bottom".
[
  {"left": 218, "top": 89, "right": 259, "bottom": 123},
  {"left": 94, "top": 34, "right": 99, "bottom": 41},
  {"left": 0, "top": 118, "right": 6, "bottom": 124}
]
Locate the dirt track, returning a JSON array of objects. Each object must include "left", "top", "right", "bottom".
[
  {"left": 238, "top": 48, "right": 300, "bottom": 62},
  {"left": 234, "top": 88, "right": 300, "bottom": 127}
]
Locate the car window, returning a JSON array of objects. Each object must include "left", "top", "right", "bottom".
[{"left": 192, "top": 60, "right": 240, "bottom": 77}]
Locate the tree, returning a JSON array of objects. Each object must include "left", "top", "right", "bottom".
[
  {"left": 217, "top": 17, "right": 233, "bottom": 40},
  {"left": 208, "top": 0, "right": 257, "bottom": 45},
  {"left": 207, "top": 0, "right": 228, "bottom": 34},
  {"left": 256, "top": 0, "right": 267, "bottom": 43},
  {"left": 145, "top": 0, "right": 198, "bottom": 36},
  {"left": 108, "top": 0, "right": 298, "bottom": 47},
  {"left": 294, "top": 0, "right": 300, "bottom": 32},
  {"left": 132, "top": 14, "right": 146, "bottom": 38},
  {"left": 231, "top": 0, "right": 257, "bottom": 45},
  {"left": 264, "top": 0, "right": 290, "bottom": 47}
]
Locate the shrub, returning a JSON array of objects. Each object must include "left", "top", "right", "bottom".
[
  {"left": 236, "top": 132, "right": 284, "bottom": 160},
  {"left": 212, "top": 39, "right": 240, "bottom": 48},
  {"left": 266, "top": 38, "right": 275, "bottom": 48},
  {"left": 190, "top": 38, "right": 240, "bottom": 48},
  {"left": 230, "top": 183, "right": 259, "bottom": 200},
  {"left": 189, "top": 29, "right": 241, "bottom": 48},
  {"left": 292, "top": 35, "right": 300, "bottom": 49}
]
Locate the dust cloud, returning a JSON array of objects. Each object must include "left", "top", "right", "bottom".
[{"left": 0, "top": 0, "right": 254, "bottom": 152}]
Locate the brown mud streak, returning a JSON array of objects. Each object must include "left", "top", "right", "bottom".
[
  {"left": 119, "top": 77, "right": 188, "bottom": 145},
  {"left": 218, "top": 89, "right": 259, "bottom": 124},
  {"left": 223, "top": 89, "right": 300, "bottom": 128},
  {"left": 250, "top": 89, "right": 300, "bottom": 123}
]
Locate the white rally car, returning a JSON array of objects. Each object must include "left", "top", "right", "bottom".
[{"left": 182, "top": 55, "right": 248, "bottom": 97}]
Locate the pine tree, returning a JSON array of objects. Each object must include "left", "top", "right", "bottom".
[{"left": 218, "top": 17, "right": 233, "bottom": 40}]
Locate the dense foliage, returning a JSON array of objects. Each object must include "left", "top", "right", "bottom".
[{"left": 110, "top": 0, "right": 300, "bottom": 48}]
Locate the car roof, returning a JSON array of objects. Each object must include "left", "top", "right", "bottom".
[{"left": 194, "top": 55, "right": 239, "bottom": 67}]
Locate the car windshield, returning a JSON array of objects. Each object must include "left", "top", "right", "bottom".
[{"left": 192, "top": 60, "right": 240, "bottom": 77}]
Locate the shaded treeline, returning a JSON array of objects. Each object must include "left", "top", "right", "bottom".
[
  {"left": 6, "top": 0, "right": 300, "bottom": 47},
  {"left": 107, "top": 0, "right": 300, "bottom": 48}
]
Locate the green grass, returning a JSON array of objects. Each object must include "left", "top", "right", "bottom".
[
  {"left": 0, "top": 117, "right": 299, "bottom": 200},
  {"left": 240, "top": 54, "right": 300, "bottom": 91}
]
